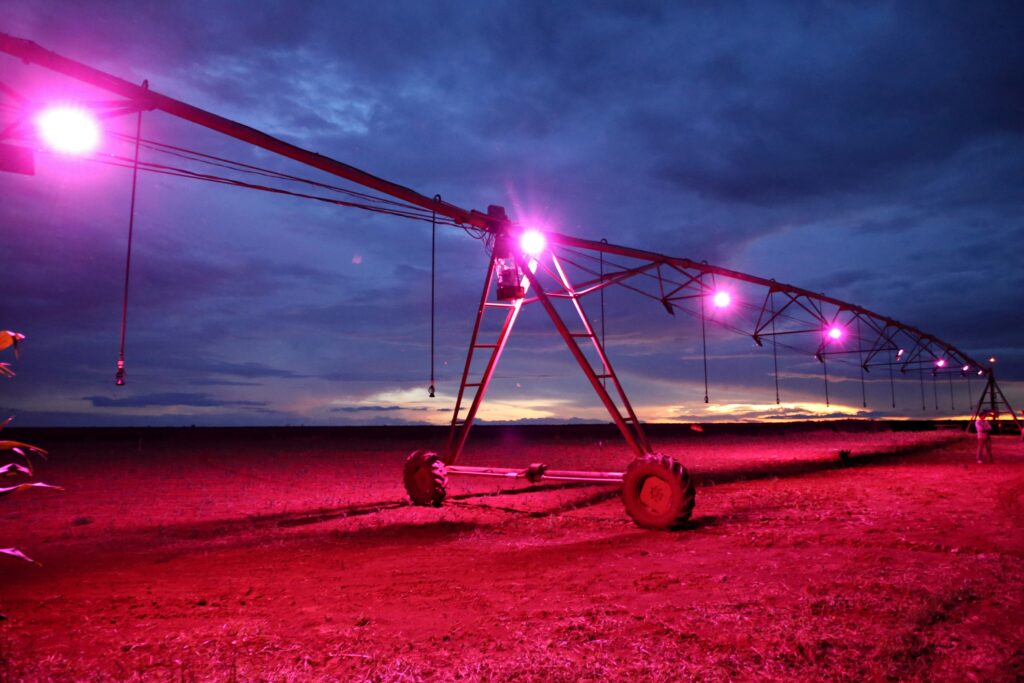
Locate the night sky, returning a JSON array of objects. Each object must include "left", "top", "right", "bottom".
[{"left": 2, "top": 1, "right": 1022, "bottom": 427}]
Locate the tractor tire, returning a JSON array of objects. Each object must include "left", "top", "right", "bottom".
[
  {"left": 403, "top": 449, "right": 448, "bottom": 507},
  {"left": 621, "top": 453, "right": 695, "bottom": 530}
]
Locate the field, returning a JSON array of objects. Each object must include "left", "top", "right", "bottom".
[{"left": 1, "top": 424, "right": 1022, "bottom": 681}]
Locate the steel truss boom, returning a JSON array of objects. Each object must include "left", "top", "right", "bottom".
[
  {"left": 0, "top": 31, "right": 985, "bottom": 379},
  {"left": 543, "top": 235, "right": 987, "bottom": 377},
  {"left": 0, "top": 32, "right": 487, "bottom": 230}
]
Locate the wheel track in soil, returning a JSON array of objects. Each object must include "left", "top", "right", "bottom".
[
  {"left": 15, "top": 484, "right": 622, "bottom": 573},
  {"left": 996, "top": 474, "right": 1024, "bottom": 527},
  {"left": 879, "top": 579, "right": 986, "bottom": 681},
  {"left": 14, "top": 438, "right": 998, "bottom": 573}
]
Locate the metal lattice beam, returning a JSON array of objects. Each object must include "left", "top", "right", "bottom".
[{"left": 0, "top": 31, "right": 988, "bottom": 383}]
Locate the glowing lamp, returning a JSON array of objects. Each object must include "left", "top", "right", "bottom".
[
  {"left": 962, "top": 365, "right": 970, "bottom": 372},
  {"left": 935, "top": 359, "right": 946, "bottom": 368},
  {"left": 519, "top": 229, "right": 546, "bottom": 256},
  {"left": 989, "top": 357, "right": 996, "bottom": 364},
  {"left": 827, "top": 326, "right": 843, "bottom": 341},
  {"left": 712, "top": 291, "right": 731, "bottom": 308},
  {"left": 896, "top": 348, "right": 905, "bottom": 358},
  {"left": 36, "top": 106, "right": 100, "bottom": 154}
]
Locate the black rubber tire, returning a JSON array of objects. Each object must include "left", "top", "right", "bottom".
[
  {"left": 403, "top": 449, "right": 448, "bottom": 507},
  {"left": 621, "top": 453, "right": 696, "bottom": 530}
]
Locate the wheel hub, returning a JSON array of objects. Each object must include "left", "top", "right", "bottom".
[{"left": 638, "top": 475, "right": 672, "bottom": 515}]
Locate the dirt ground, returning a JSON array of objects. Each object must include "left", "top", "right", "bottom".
[{"left": 1, "top": 425, "right": 1022, "bottom": 681}]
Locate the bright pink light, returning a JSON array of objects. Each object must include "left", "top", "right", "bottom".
[
  {"left": 827, "top": 326, "right": 843, "bottom": 340},
  {"left": 712, "top": 291, "right": 731, "bottom": 308},
  {"left": 936, "top": 359, "right": 946, "bottom": 368},
  {"left": 36, "top": 106, "right": 99, "bottom": 154},
  {"left": 519, "top": 229, "right": 546, "bottom": 256},
  {"left": 962, "top": 365, "right": 970, "bottom": 372}
]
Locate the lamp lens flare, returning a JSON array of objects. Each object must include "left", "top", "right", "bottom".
[
  {"left": 519, "top": 229, "right": 546, "bottom": 256},
  {"left": 712, "top": 291, "right": 731, "bottom": 308},
  {"left": 936, "top": 359, "right": 946, "bottom": 368},
  {"left": 827, "top": 326, "right": 843, "bottom": 340},
  {"left": 36, "top": 106, "right": 100, "bottom": 154}
]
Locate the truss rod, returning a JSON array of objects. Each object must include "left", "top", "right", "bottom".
[
  {"left": 547, "top": 233, "right": 985, "bottom": 372},
  {"left": 0, "top": 32, "right": 489, "bottom": 231}
]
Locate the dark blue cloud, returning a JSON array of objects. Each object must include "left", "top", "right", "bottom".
[
  {"left": 330, "top": 405, "right": 426, "bottom": 413},
  {"left": 84, "top": 393, "right": 268, "bottom": 408}
]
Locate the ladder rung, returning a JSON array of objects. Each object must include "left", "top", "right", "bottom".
[
  {"left": 485, "top": 302, "right": 516, "bottom": 309},
  {"left": 473, "top": 343, "right": 498, "bottom": 349},
  {"left": 596, "top": 374, "right": 613, "bottom": 379},
  {"left": 465, "top": 383, "right": 482, "bottom": 388},
  {"left": 571, "top": 332, "right": 594, "bottom": 338}
]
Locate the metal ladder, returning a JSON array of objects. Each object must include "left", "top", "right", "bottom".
[{"left": 443, "top": 247, "right": 653, "bottom": 465}]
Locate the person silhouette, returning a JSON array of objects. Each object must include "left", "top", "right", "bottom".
[{"left": 974, "top": 411, "right": 994, "bottom": 463}]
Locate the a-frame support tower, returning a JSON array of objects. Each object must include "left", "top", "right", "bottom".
[{"left": 968, "top": 369, "right": 1022, "bottom": 434}]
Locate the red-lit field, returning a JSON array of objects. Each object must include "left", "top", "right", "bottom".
[{"left": 1, "top": 425, "right": 1022, "bottom": 681}]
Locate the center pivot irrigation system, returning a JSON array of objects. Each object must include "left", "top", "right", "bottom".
[{"left": 2, "top": 33, "right": 1018, "bottom": 529}]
